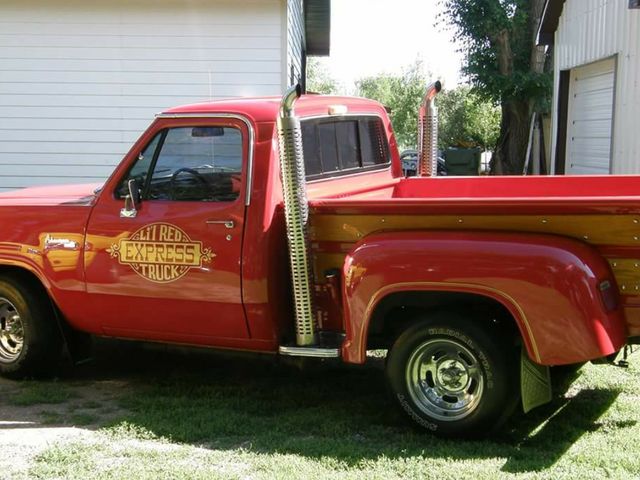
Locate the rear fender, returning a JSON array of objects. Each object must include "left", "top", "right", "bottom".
[{"left": 341, "top": 231, "right": 627, "bottom": 365}]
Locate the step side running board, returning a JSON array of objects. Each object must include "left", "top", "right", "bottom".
[{"left": 279, "top": 346, "right": 340, "bottom": 358}]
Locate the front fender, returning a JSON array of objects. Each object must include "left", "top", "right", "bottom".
[{"left": 341, "top": 231, "right": 627, "bottom": 365}]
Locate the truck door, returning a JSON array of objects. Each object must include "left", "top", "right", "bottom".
[{"left": 84, "top": 117, "right": 251, "bottom": 342}]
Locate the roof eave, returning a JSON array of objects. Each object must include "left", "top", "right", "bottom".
[{"left": 536, "top": 0, "right": 567, "bottom": 46}]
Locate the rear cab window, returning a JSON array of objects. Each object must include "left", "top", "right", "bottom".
[{"left": 301, "top": 116, "right": 390, "bottom": 180}]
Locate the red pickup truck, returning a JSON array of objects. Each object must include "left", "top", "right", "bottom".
[{"left": 0, "top": 84, "right": 637, "bottom": 437}]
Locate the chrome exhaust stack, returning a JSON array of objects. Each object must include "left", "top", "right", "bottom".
[
  {"left": 417, "top": 80, "right": 442, "bottom": 177},
  {"left": 277, "top": 84, "right": 318, "bottom": 347}
]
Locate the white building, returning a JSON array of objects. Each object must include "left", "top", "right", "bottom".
[
  {"left": 538, "top": 0, "right": 639, "bottom": 175},
  {"left": 0, "top": 0, "right": 330, "bottom": 191}
]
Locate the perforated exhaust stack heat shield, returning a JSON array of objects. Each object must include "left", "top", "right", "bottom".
[
  {"left": 277, "top": 84, "right": 318, "bottom": 347},
  {"left": 418, "top": 80, "right": 442, "bottom": 177}
]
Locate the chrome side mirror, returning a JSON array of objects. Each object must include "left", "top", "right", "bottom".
[{"left": 120, "top": 179, "right": 141, "bottom": 218}]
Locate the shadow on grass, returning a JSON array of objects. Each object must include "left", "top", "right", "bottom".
[
  {"left": 9, "top": 338, "right": 631, "bottom": 473},
  {"left": 501, "top": 388, "right": 620, "bottom": 473}
]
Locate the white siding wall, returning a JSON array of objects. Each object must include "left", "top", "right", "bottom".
[
  {"left": 286, "top": 0, "right": 305, "bottom": 87},
  {"left": 550, "top": 0, "right": 640, "bottom": 174},
  {"left": 0, "top": 0, "right": 283, "bottom": 191}
]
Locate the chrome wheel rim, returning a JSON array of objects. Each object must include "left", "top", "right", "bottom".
[
  {"left": 0, "top": 298, "right": 24, "bottom": 363},
  {"left": 406, "top": 338, "right": 484, "bottom": 422}
]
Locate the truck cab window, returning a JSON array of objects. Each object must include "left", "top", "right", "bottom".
[
  {"left": 360, "top": 118, "right": 389, "bottom": 167},
  {"left": 301, "top": 116, "right": 390, "bottom": 180},
  {"left": 301, "top": 122, "right": 322, "bottom": 175},
  {"left": 118, "top": 126, "right": 243, "bottom": 202}
]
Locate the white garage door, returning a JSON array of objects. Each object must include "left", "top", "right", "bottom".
[
  {"left": 0, "top": 0, "right": 282, "bottom": 192},
  {"left": 565, "top": 58, "right": 616, "bottom": 175}
]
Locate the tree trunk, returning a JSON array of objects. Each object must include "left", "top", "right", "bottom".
[
  {"left": 490, "top": 23, "right": 531, "bottom": 175},
  {"left": 490, "top": 26, "right": 531, "bottom": 175},
  {"left": 491, "top": 99, "right": 531, "bottom": 174},
  {"left": 490, "top": 0, "right": 547, "bottom": 175}
]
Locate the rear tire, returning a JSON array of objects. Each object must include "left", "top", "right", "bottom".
[
  {"left": 0, "top": 276, "right": 62, "bottom": 378},
  {"left": 386, "top": 312, "right": 518, "bottom": 438}
]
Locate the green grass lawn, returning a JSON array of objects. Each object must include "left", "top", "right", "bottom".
[{"left": 4, "top": 342, "right": 640, "bottom": 480}]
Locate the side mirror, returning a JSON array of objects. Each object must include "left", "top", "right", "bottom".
[{"left": 120, "top": 179, "right": 141, "bottom": 218}]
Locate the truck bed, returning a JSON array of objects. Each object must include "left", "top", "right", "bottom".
[
  {"left": 308, "top": 175, "right": 640, "bottom": 338},
  {"left": 311, "top": 175, "right": 640, "bottom": 212}
]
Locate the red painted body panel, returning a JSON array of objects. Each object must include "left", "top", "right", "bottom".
[{"left": 340, "top": 231, "right": 626, "bottom": 366}]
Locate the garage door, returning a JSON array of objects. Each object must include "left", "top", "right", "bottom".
[
  {"left": 565, "top": 57, "right": 616, "bottom": 175},
  {"left": 0, "top": 0, "right": 282, "bottom": 192}
]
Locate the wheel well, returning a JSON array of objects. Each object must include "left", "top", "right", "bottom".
[
  {"left": 366, "top": 291, "right": 522, "bottom": 350},
  {"left": 0, "top": 265, "right": 90, "bottom": 362},
  {"left": 0, "top": 265, "right": 67, "bottom": 336},
  {"left": 0, "top": 266, "right": 51, "bottom": 304}
]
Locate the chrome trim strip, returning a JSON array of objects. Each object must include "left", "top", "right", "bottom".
[
  {"left": 155, "top": 113, "right": 256, "bottom": 207},
  {"left": 278, "top": 346, "right": 341, "bottom": 358}
]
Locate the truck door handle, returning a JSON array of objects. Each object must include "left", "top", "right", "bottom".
[{"left": 205, "top": 220, "right": 235, "bottom": 229}]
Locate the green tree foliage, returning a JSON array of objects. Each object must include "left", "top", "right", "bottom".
[
  {"left": 438, "top": 86, "right": 500, "bottom": 150},
  {"left": 356, "top": 62, "right": 426, "bottom": 149},
  {"left": 357, "top": 62, "right": 499, "bottom": 152},
  {"left": 441, "top": 0, "right": 550, "bottom": 174},
  {"left": 306, "top": 57, "right": 339, "bottom": 95}
]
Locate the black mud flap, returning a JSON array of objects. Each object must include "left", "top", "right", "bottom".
[
  {"left": 49, "top": 299, "right": 93, "bottom": 365},
  {"left": 521, "top": 348, "right": 552, "bottom": 413}
]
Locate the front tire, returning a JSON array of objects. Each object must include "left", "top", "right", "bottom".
[
  {"left": 386, "top": 313, "right": 518, "bottom": 437},
  {"left": 0, "top": 276, "right": 62, "bottom": 378}
]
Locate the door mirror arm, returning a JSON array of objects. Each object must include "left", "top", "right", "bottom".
[
  {"left": 120, "top": 179, "right": 141, "bottom": 218},
  {"left": 129, "top": 179, "right": 141, "bottom": 206}
]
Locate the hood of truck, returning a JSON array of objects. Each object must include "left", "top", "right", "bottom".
[{"left": 0, "top": 183, "right": 102, "bottom": 206}]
